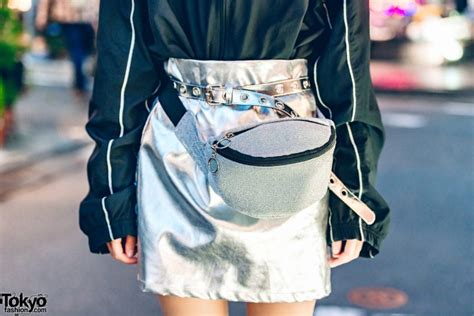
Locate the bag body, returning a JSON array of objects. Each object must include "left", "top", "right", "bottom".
[
  {"left": 175, "top": 112, "right": 336, "bottom": 218},
  {"left": 208, "top": 117, "right": 335, "bottom": 218}
]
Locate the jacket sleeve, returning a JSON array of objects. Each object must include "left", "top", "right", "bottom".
[
  {"left": 307, "top": 0, "right": 391, "bottom": 258},
  {"left": 78, "top": 0, "right": 163, "bottom": 254}
]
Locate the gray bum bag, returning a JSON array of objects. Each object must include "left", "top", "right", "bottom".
[{"left": 157, "top": 73, "right": 376, "bottom": 224}]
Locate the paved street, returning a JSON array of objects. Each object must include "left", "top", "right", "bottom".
[{"left": 0, "top": 92, "right": 473, "bottom": 315}]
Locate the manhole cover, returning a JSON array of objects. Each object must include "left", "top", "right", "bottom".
[{"left": 347, "top": 287, "right": 408, "bottom": 309}]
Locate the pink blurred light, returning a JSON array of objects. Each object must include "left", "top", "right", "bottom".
[{"left": 384, "top": 3, "right": 417, "bottom": 17}]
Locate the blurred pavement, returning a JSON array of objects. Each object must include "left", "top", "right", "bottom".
[
  {"left": 0, "top": 55, "right": 91, "bottom": 196},
  {"left": 0, "top": 85, "right": 90, "bottom": 197}
]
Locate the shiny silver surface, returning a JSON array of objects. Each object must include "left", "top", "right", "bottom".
[{"left": 136, "top": 58, "right": 332, "bottom": 303}]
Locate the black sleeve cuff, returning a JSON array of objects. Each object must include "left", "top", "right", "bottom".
[
  {"left": 86, "top": 219, "right": 137, "bottom": 254},
  {"left": 327, "top": 221, "right": 385, "bottom": 259}
]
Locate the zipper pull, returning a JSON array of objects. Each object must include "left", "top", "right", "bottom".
[
  {"left": 207, "top": 132, "right": 234, "bottom": 173},
  {"left": 208, "top": 143, "right": 220, "bottom": 173},
  {"left": 216, "top": 132, "right": 234, "bottom": 149}
]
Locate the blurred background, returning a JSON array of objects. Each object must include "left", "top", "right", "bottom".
[{"left": 0, "top": 0, "right": 473, "bottom": 315}]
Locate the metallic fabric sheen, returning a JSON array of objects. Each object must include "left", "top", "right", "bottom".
[{"left": 136, "top": 58, "right": 332, "bottom": 303}]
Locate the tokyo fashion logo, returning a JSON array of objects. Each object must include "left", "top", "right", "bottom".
[{"left": 0, "top": 292, "right": 48, "bottom": 314}]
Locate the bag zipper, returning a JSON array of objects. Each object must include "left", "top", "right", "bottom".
[
  {"left": 208, "top": 119, "right": 336, "bottom": 171},
  {"left": 219, "top": 117, "right": 333, "bottom": 139}
]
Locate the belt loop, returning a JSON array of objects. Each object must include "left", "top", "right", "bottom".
[{"left": 224, "top": 86, "right": 233, "bottom": 104}]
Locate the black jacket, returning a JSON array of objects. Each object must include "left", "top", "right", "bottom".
[{"left": 79, "top": 0, "right": 391, "bottom": 259}]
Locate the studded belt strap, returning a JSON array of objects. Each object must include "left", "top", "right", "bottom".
[{"left": 170, "top": 76, "right": 312, "bottom": 117}]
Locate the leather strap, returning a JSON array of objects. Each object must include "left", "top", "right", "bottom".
[{"left": 328, "top": 173, "right": 376, "bottom": 225}]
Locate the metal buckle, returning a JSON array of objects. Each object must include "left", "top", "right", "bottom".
[{"left": 205, "top": 84, "right": 225, "bottom": 105}]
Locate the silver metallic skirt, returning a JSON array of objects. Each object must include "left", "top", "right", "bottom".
[{"left": 136, "top": 58, "right": 332, "bottom": 303}]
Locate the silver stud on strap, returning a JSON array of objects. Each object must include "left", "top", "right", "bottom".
[
  {"left": 291, "top": 81, "right": 300, "bottom": 89},
  {"left": 192, "top": 86, "right": 201, "bottom": 96},
  {"left": 302, "top": 80, "right": 310, "bottom": 89},
  {"left": 240, "top": 93, "right": 249, "bottom": 102},
  {"left": 179, "top": 84, "right": 187, "bottom": 94},
  {"left": 275, "top": 84, "right": 284, "bottom": 94}
]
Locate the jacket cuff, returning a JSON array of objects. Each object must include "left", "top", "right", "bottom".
[
  {"left": 87, "top": 218, "right": 137, "bottom": 254},
  {"left": 327, "top": 221, "right": 383, "bottom": 259}
]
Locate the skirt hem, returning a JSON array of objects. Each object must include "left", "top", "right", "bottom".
[{"left": 137, "top": 277, "right": 331, "bottom": 303}]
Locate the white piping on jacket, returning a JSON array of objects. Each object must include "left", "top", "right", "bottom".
[
  {"left": 319, "top": 0, "right": 365, "bottom": 248},
  {"left": 145, "top": 99, "right": 150, "bottom": 112},
  {"left": 313, "top": 57, "right": 333, "bottom": 119},
  {"left": 322, "top": 1, "right": 333, "bottom": 30},
  {"left": 343, "top": 0, "right": 357, "bottom": 122},
  {"left": 343, "top": 0, "right": 370, "bottom": 247},
  {"left": 103, "top": 0, "right": 137, "bottom": 239},
  {"left": 106, "top": 140, "right": 114, "bottom": 194},
  {"left": 346, "top": 122, "right": 366, "bottom": 244},
  {"left": 145, "top": 83, "right": 161, "bottom": 113},
  {"left": 119, "top": 0, "right": 136, "bottom": 138},
  {"left": 101, "top": 197, "right": 115, "bottom": 240},
  {"left": 328, "top": 207, "right": 335, "bottom": 243}
]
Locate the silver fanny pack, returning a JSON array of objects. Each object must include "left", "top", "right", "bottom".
[{"left": 158, "top": 73, "right": 376, "bottom": 224}]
